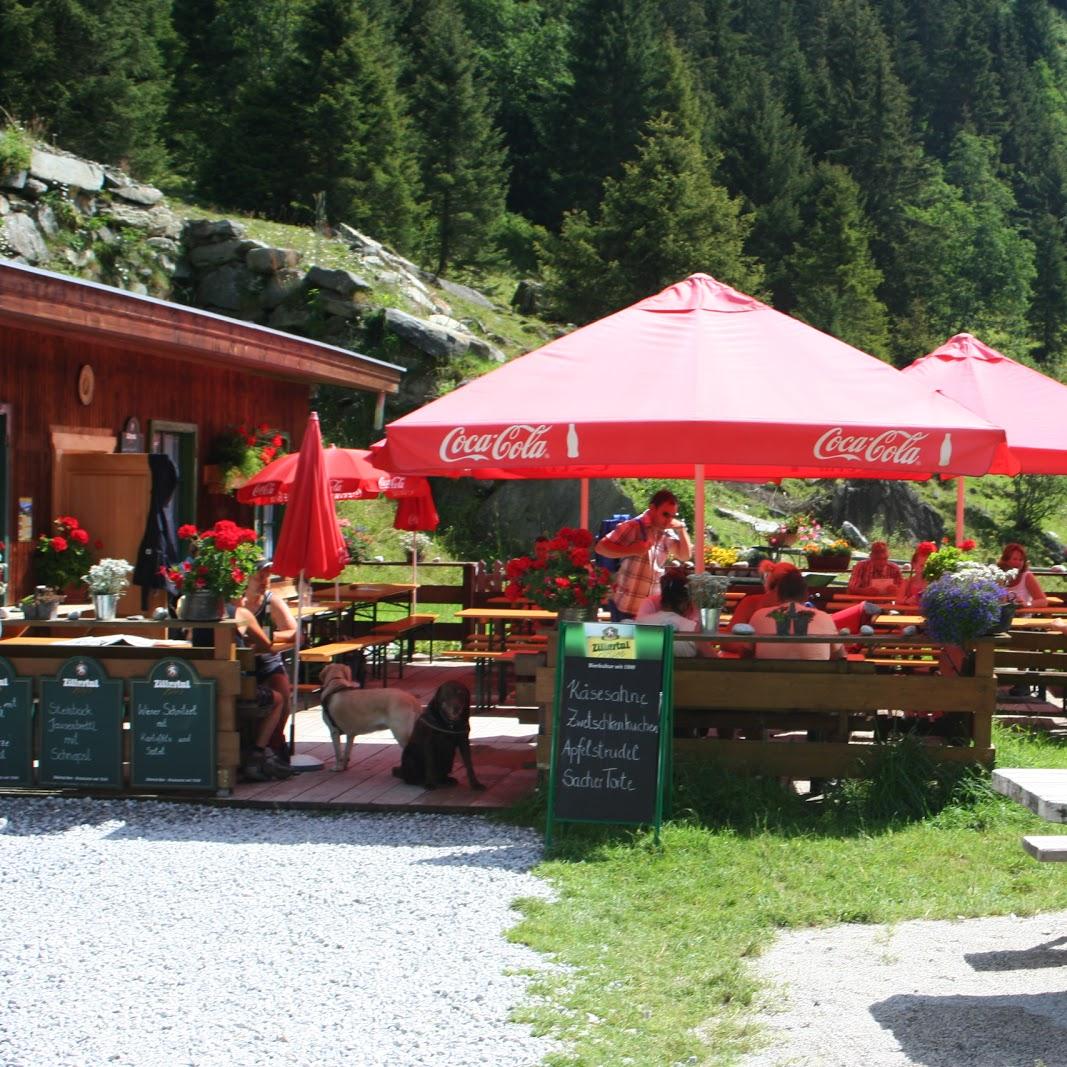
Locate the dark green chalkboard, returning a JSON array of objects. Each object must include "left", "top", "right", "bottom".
[
  {"left": 130, "top": 658, "right": 216, "bottom": 791},
  {"left": 0, "top": 657, "right": 33, "bottom": 786},
  {"left": 39, "top": 657, "right": 124, "bottom": 788},
  {"left": 546, "top": 622, "right": 673, "bottom": 848}
]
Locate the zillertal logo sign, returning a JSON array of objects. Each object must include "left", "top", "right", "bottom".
[{"left": 584, "top": 622, "right": 636, "bottom": 660}]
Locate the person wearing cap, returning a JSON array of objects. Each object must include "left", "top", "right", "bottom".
[
  {"left": 238, "top": 560, "right": 298, "bottom": 763},
  {"left": 595, "top": 490, "right": 692, "bottom": 620}
]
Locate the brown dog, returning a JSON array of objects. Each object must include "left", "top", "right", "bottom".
[
  {"left": 318, "top": 663, "right": 420, "bottom": 772},
  {"left": 392, "top": 680, "right": 485, "bottom": 790}
]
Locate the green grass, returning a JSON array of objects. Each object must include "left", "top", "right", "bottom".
[{"left": 503, "top": 723, "right": 1067, "bottom": 1066}]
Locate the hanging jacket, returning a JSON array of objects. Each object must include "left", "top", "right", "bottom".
[{"left": 133, "top": 453, "right": 180, "bottom": 610}]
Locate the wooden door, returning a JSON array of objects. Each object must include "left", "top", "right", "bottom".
[{"left": 55, "top": 452, "right": 152, "bottom": 615}]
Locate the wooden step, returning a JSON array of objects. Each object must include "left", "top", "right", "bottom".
[{"left": 1022, "top": 835, "right": 1067, "bottom": 861}]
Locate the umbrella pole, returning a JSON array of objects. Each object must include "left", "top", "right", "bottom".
[
  {"left": 955, "top": 477, "right": 966, "bottom": 543},
  {"left": 410, "top": 532, "right": 418, "bottom": 612},
  {"left": 580, "top": 478, "right": 589, "bottom": 530},
  {"left": 694, "top": 464, "right": 706, "bottom": 574},
  {"left": 287, "top": 569, "right": 323, "bottom": 771}
]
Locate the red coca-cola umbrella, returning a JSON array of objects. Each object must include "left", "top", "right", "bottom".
[
  {"left": 374, "top": 274, "right": 1007, "bottom": 568},
  {"left": 237, "top": 446, "right": 431, "bottom": 505},
  {"left": 270, "top": 412, "right": 348, "bottom": 769},
  {"left": 902, "top": 332, "right": 1067, "bottom": 537}
]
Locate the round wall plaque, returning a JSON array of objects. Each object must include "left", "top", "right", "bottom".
[{"left": 77, "top": 364, "right": 95, "bottom": 406}]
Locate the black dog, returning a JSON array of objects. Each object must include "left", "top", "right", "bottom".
[{"left": 392, "top": 681, "right": 485, "bottom": 790}]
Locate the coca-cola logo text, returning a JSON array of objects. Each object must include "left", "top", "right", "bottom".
[
  {"left": 813, "top": 427, "right": 928, "bottom": 466},
  {"left": 439, "top": 424, "right": 551, "bottom": 464}
]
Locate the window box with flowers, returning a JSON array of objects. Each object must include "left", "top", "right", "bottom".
[
  {"left": 34, "top": 515, "right": 95, "bottom": 594},
  {"left": 504, "top": 527, "right": 613, "bottom": 620},
  {"left": 801, "top": 538, "right": 853, "bottom": 572},
  {"left": 204, "top": 424, "right": 289, "bottom": 494},
  {"left": 768, "top": 513, "right": 818, "bottom": 550},
  {"left": 162, "top": 521, "right": 262, "bottom": 620}
]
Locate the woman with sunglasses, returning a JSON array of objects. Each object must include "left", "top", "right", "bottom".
[{"left": 595, "top": 489, "right": 692, "bottom": 620}]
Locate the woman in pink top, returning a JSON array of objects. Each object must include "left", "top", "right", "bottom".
[
  {"left": 998, "top": 542, "right": 1048, "bottom": 606},
  {"left": 897, "top": 541, "right": 936, "bottom": 605}
]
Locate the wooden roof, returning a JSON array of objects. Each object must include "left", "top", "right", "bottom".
[{"left": 0, "top": 260, "right": 403, "bottom": 393}]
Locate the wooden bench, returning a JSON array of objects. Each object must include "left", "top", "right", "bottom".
[
  {"left": 299, "top": 634, "right": 396, "bottom": 685},
  {"left": 367, "top": 613, "right": 438, "bottom": 675},
  {"left": 994, "top": 630, "right": 1067, "bottom": 704},
  {"left": 533, "top": 633, "right": 997, "bottom": 779},
  {"left": 1022, "top": 835, "right": 1067, "bottom": 861}
]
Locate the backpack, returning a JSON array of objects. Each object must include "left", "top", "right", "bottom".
[{"left": 593, "top": 514, "right": 632, "bottom": 573}]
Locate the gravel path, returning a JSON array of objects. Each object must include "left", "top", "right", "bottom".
[
  {"left": 741, "top": 911, "right": 1067, "bottom": 1067},
  {"left": 0, "top": 797, "right": 559, "bottom": 1067}
]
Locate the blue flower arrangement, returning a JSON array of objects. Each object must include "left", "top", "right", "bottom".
[{"left": 920, "top": 572, "right": 1004, "bottom": 645}]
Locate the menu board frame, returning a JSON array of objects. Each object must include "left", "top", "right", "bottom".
[
  {"left": 130, "top": 658, "right": 216, "bottom": 791},
  {"left": 545, "top": 621, "right": 673, "bottom": 848},
  {"left": 38, "top": 656, "right": 124, "bottom": 789},
  {"left": 0, "top": 656, "right": 33, "bottom": 786}
]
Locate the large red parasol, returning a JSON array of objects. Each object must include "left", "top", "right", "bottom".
[
  {"left": 374, "top": 274, "right": 1007, "bottom": 483},
  {"left": 373, "top": 273, "right": 1007, "bottom": 569},
  {"left": 902, "top": 332, "right": 1067, "bottom": 537},
  {"left": 269, "top": 412, "right": 347, "bottom": 769}
]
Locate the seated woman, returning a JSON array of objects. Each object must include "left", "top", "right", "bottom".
[
  {"left": 241, "top": 560, "right": 298, "bottom": 763},
  {"left": 847, "top": 541, "right": 902, "bottom": 596},
  {"left": 730, "top": 561, "right": 799, "bottom": 630},
  {"left": 636, "top": 564, "right": 699, "bottom": 622},
  {"left": 896, "top": 541, "right": 936, "bottom": 606},
  {"left": 998, "top": 542, "right": 1049, "bottom": 607},
  {"left": 232, "top": 603, "right": 293, "bottom": 781},
  {"left": 635, "top": 574, "right": 710, "bottom": 657},
  {"left": 750, "top": 571, "right": 844, "bottom": 660}
]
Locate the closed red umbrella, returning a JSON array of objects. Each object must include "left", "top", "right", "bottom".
[
  {"left": 271, "top": 412, "right": 347, "bottom": 769},
  {"left": 393, "top": 492, "right": 440, "bottom": 609}
]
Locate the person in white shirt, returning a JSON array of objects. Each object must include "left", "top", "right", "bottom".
[{"left": 636, "top": 574, "right": 708, "bottom": 657}]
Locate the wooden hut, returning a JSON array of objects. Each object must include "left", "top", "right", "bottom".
[{"left": 0, "top": 260, "right": 402, "bottom": 606}]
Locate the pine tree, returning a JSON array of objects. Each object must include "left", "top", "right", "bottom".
[
  {"left": 550, "top": 0, "right": 668, "bottom": 221},
  {"left": 291, "top": 0, "right": 422, "bottom": 249},
  {"left": 717, "top": 69, "right": 813, "bottom": 310},
  {"left": 543, "top": 114, "right": 761, "bottom": 322},
  {"left": 783, "top": 163, "right": 890, "bottom": 357},
  {"left": 0, "top": 0, "right": 173, "bottom": 177},
  {"left": 409, "top": 0, "right": 509, "bottom": 274}
]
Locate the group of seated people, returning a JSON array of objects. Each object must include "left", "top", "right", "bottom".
[
  {"left": 845, "top": 539, "right": 1048, "bottom": 607},
  {"left": 633, "top": 538, "right": 1052, "bottom": 662}
]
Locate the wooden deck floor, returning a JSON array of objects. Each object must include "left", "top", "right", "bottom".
[{"left": 227, "top": 659, "right": 541, "bottom": 813}]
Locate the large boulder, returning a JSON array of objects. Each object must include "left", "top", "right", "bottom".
[
  {"left": 1, "top": 213, "right": 48, "bottom": 263},
  {"left": 29, "top": 148, "right": 103, "bottom": 190},
  {"left": 383, "top": 307, "right": 469, "bottom": 360},
  {"left": 812, "top": 481, "right": 944, "bottom": 543}
]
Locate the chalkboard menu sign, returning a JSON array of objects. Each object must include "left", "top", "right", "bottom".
[
  {"left": 0, "top": 657, "right": 33, "bottom": 786},
  {"left": 130, "top": 658, "right": 216, "bottom": 791},
  {"left": 546, "top": 622, "right": 672, "bottom": 847},
  {"left": 39, "top": 657, "right": 124, "bottom": 789}
]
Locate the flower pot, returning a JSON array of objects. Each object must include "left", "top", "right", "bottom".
[
  {"left": 22, "top": 598, "right": 60, "bottom": 621},
  {"left": 700, "top": 607, "right": 722, "bottom": 633},
  {"left": 92, "top": 593, "right": 119, "bottom": 621},
  {"left": 178, "top": 591, "right": 225, "bottom": 621},
  {"left": 997, "top": 602, "right": 1016, "bottom": 631},
  {"left": 804, "top": 552, "right": 852, "bottom": 572}
]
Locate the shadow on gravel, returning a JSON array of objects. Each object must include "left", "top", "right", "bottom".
[
  {"left": 870, "top": 994, "right": 1067, "bottom": 1066},
  {"left": 965, "top": 935, "right": 1067, "bottom": 971},
  {"left": 0, "top": 797, "right": 542, "bottom": 857}
]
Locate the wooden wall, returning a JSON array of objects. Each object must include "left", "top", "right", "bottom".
[{"left": 1, "top": 323, "right": 310, "bottom": 595}]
